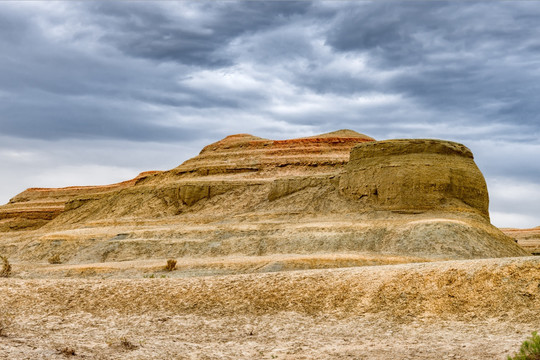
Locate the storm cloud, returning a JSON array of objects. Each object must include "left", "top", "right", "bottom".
[{"left": 0, "top": 1, "right": 539, "bottom": 227}]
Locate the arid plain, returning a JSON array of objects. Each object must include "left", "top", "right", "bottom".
[{"left": 1, "top": 130, "right": 539, "bottom": 359}]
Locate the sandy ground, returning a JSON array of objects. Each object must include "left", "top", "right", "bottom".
[
  {"left": 0, "top": 312, "right": 537, "bottom": 359},
  {"left": 1, "top": 256, "right": 540, "bottom": 359}
]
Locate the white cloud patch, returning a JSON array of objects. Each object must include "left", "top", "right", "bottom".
[{"left": 487, "top": 178, "right": 540, "bottom": 228}]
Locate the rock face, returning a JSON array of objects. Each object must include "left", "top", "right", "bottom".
[
  {"left": 173, "top": 130, "right": 375, "bottom": 176},
  {"left": 0, "top": 130, "right": 527, "bottom": 270},
  {"left": 340, "top": 139, "right": 489, "bottom": 217},
  {"left": 0, "top": 171, "right": 160, "bottom": 232}
]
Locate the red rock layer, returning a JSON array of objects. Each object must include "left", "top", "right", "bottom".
[
  {"left": 0, "top": 171, "right": 161, "bottom": 231},
  {"left": 174, "top": 130, "right": 375, "bottom": 176},
  {"left": 1, "top": 130, "right": 373, "bottom": 231}
]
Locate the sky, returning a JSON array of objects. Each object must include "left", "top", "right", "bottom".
[{"left": 0, "top": 1, "right": 539, "bottom": 228}]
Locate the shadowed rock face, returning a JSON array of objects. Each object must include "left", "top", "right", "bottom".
[
  {"left": 0, "top": 130, "right": 528, "bottom": 266},
  {"left": 340, "top": 139, "right": 489, "bottom": 218}
]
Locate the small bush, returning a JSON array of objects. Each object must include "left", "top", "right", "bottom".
[
  {"left": 508, "top": 331, "right": 540, "bottom": 360},
  {"left": 119, "top": 337, "right": 138, "bottom": 350},
  {"left": 48, "top": 254, "right": 62, "bottom": 264},
  {"left": 107, "top": 336, "right": 139, "bottom": 351},
  {"left": 0, "top": 256, "right": 11, "bottom": 278},
  {"left": 0, "top": 311, "right": 13, "bottom": 337},
  {"left": 164, "top": 259, "right": 177, "bottom": 271},
  {"left": 57, "top": 347, "right": 76, "bottom": 356}
]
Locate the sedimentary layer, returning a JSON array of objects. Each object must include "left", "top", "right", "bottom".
[
  {"left": 502, "top": 226, "right": 540, "bottom": 255},
  {"left": 0, "top": 171, "right": 160, "bottom": 232},
  {"left": 0, "top": 130, "right": 528, "bottom": 270}
]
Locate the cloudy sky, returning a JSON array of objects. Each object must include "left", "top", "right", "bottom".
[{"left": 0, "top": 1, "right": 539, "bottom": 228}]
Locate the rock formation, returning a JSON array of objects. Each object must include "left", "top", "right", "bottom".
[
  {"left": 0, "top": 171, "right": 160, "bottom": 232},
  {"left": 340, "top": 139, "right": 489, "bottom": 217},
  {"left": 501, "top": 226, "right": 540, "bottom": 255},
  {"left": 0, "top": 130, "right": 527, "bottom": 272}
]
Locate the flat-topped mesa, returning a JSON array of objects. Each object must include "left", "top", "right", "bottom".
[
  {"left": 340, "top": 139, "right": 489, "bottom": 218},
  {"left": 173, "top": 130, "right": 375, "bottom": 177},
  {"left": 0, "top": 130, "right": 528, "bottom": 263}
]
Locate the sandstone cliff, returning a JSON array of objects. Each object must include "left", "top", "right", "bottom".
[{"left": 0, "top": 130, "right": 527, "bottom": 272}]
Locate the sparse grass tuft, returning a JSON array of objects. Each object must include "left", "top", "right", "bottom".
[
  {"left": 143, "top": 273, "right": 168, "bottom": 278},
  {"left": 0, "top": 311, "right": 13, "bottom": 337},
  {"left": 119, "top": 336, "right": 138, "bottom": 350},
  {"left": 164, "top": 259, "right": 177, "bottom": 272},
  {"left": 508, "top": 331, "right": 540, "bottom": 360},
  {"left": 107, "top": 336, "right": 139, "bottom": 351},
  {"left": 0, "top": 255, "right": 11, "bottom": 278},
  {"left": 48, "top": 254, "right": 62, "bottom": 264},
  {"left": 57, "top": 347, "right": 76, "bottom": 356}
]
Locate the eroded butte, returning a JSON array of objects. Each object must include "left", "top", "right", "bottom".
[{"left": 0, "top": 130, "right": 527, "bottom": 277}]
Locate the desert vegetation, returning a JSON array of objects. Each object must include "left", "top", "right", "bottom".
[
  {"left": 508, "top": 332, "right": 540, "bottom": 360},
  {"left": 48, "top": 254, "right": 62, "bottom": 264},
  {"left": 164, "top": 259, "right": 177, "bottom": 271},
  {"left": 0, "top": 255, "right": 11, "bottom": 278},
  {"left": 56, "top": 347, "right": 76, "bottom": 356}
]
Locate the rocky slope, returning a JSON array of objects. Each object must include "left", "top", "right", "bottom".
[{"left": 0, "top": 130, "right": 527, "bottom": 272}]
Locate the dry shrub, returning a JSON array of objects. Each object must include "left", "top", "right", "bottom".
[
  {"left": 0, "top": 311, "right": 13, "bottom": 337},
  {"left": 57, "top": 347, "right": 76, "bottom": 356},
  {"left": 164, "top": 259, "right": 177, "bottom": 271},
  {"left": 0, "top": 255, "right": 11, "bottom": 278},
  {"left": 120, "top": 337, "right": 138, "bottom": 350},
  {"left": 48, "top": 254, "right": 62, "bottom": 264},
  {"left": 107, "top": 336, "right": 139, "bottom": 351}
]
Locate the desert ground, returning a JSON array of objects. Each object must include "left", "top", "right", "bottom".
[{"left": 1, "top": 256, "right": 540, "bottom": 359}]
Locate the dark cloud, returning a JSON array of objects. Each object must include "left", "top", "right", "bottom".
[
  {"left": 325, "top": 2, "right": 442, "bottom": 66},
  {"left": 314, "top": 2, "right": 540, "bottom": 142},
  {"left": 86, "top": 1, "right": 312, "bottom": 66},
  {"left": 0, "top": 110, "right": 194, "bottom": 142}
]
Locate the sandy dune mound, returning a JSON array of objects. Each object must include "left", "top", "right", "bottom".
[{"left": 0, "top": 130, "right": 527, "bottom": 271}]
